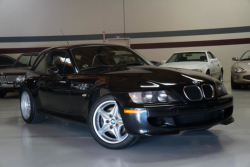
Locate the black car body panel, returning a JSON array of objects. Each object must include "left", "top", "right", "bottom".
[{"left": 21, "top": 44, "right": 234, "bottom": 136}]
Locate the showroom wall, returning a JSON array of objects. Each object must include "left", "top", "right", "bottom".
[{"left": 0, "top": 0, "right": 250, "bottom": 81}]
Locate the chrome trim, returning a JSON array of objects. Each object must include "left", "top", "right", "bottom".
[
  {"left": 181, "top": 74, "right": 204, "bottom": 82},
  {"left": 6, "top": 75, "right": 18, "bottom": 83},
  {"left": 160, "top": 83, "right": 177, "bottom": 86},
  {"left": 201, "top": 84, "right": 215, "bottom": 99},
  {"left": 140, "top": 82, "right": 160, "bottom": 88},
  {"left": 183, "top": 85, "right": 203, "bottom": 101}
]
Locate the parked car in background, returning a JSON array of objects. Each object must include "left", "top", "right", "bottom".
[
  {"left": 160, "top": 51, "right": 223, "bottom": 81},
  {"left": 0, "top": 55, "right": 16, "bottom": 69},
  {"left": 0, "top": 52, "right": 38, "bottom": 97},
  {"left": 231, "top": 50, "right": 250, "bottom": 89},
  {"left": 19, "top": 44, "right": 233, "bottom": 149}
]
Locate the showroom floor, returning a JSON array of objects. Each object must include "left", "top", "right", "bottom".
[{"left": 0, "top": 82, "right": 250, "bottom": 167}]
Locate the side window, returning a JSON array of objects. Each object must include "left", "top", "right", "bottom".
[
  {"left": 35, "top": 51, "right": 74, "bottom": 75},
  {"left": 63, "top": 56, "right": 75, "bottom": 74},
  {"left": 46, "top": 51, "right": 67, "bottom": 75}
]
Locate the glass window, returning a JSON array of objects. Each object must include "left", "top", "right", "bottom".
[
  {"left": 62, "top": 56, "right": 74, "bottom": 74},
  {"left": 0, "top": 56, "right": 14, "bottom": 65},
  {"left": 71, "top": 46, "right": 150, "bottom": 71},
  {"left": 46, "top": 51, "right": 67, "bottom": 75},
  {"left": 167, "top": 52, "right": 207, "bottom": 63},
  {"left": 34, "top": 50, "right": 74, "bottom": 75},
  {"left": 241, "top": 51, "right": 250, "bottom": 61},
  {"left": 35, "top": 52, "right": 49, "bottom": 74},
  {"left": 207, "top": 52, "right": 215, "bottom": 59},
  {"left": 14, "top": 55, "right": 30, "bottom": 67},
  {"left": 30, "top": 55, "right": 38, "bottom": 66}
]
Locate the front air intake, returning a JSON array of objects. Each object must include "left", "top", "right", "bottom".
[{"left": 183, "top": 86, "right": 203, "bottom": 101}]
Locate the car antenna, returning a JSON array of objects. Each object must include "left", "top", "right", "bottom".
[{"left": 60, "top": 29, "right": 69, "bottom": 45}]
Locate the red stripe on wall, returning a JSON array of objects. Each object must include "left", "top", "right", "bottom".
[
  {"left": 0, "top": 47, "right": 48, "bottom": 54},
  {"left": 130, "top": 38, "right": 250, "bottom": 49},
  {"left": 0, "top": 38, "right": 250, "bottom": 54}
]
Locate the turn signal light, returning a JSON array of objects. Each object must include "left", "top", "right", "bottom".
[{"left": 124, "top": 109, "right": 140, "bottom": 114}]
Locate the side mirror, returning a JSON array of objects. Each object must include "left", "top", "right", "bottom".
[
  {"left": 232, "top": 57, "right": 238, "bottom": 61},
  {"left": 48, "top": 67, "right": 59, "bottom": 75}
]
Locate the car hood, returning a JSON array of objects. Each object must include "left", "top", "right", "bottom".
[
  {"left": 160, "top": 62, "right": 207, "bottom": 70},
  {"left": 82, "top": 65, "right": 215, "bottom": 85},
  {"left": 0, "top": 67, "right": 29, "bottom": 75},
  {"left": 234, "top": 61, "right": 250, "bottom": 71}
]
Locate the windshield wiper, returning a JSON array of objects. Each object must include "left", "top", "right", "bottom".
[{"left": 80, "top": 65, "right": 114, "bottom": 71}]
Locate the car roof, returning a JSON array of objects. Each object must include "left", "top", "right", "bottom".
[
  {"left": 21, "top": 52, "right": 39, "bottom": 56},
  {"left": 0, "top": 54, "right": 16, "bottom": 60}
]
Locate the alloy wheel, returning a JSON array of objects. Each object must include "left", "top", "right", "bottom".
[
  {"left": 21, "top": 91, "right": 31, "bottom": 120},
  {"left": 93, "top": 100, "right": 128, "bottom": 144}
]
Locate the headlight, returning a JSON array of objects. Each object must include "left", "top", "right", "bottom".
[
  {"left": 129, "top": 91, "right": 179, "bottom": 104},
  {"left": 216, "top": 84, "right": 227, "bottom": 96},
  {"left": 234, "top": 67, "right": 247, "bottom": 73},
  {"left": 16, "top": 75, "right": 25, "bottom": 83}
]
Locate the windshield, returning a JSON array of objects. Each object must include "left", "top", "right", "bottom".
[
  {"left": 167, "top": 52, "right": 207, "bottom": 63},
  {"left": 240, "top": 51, "right": 250, "bottom": 61},
  {"left": 13, "top": 54, "right": 38, "bottom": 67},
  {"left": 71, "top": 46, "right": 152, "bottom": 70},
  {"left": 13, "top": 55, "right": 30, "bottom": 67}
]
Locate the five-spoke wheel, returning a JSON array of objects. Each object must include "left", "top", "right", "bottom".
[{"left": 89, "top": 95, "right": 139, "bottom": 149}]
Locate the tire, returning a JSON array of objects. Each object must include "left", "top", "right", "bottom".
[
  {"left": 231, "top": 76, "right": 241, "bottom": 89},
  {"left": 88, "top": 95, "right": 140, "bottom": 149},
  {"left": 219, "top": 70, "right": 223, "bottom": 82},
  {"left": 0, "top": 90, "right": 7, "bottom": 98},
  {"left": 20, "top": 87, "right": 45, "bottom": 124},
  {"left": 206, "top": 70, "right": 210, "bottom": 76}
]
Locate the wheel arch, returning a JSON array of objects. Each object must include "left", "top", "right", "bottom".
[{"left": 84, "top": 86, "right": 117, "bottom": 119}]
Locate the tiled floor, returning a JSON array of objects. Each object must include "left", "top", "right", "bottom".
[{"left": 0, "top": 82, "right": 250, "bottom": 167}]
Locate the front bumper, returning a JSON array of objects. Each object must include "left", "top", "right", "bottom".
[
  {"left": 232, "top": 72, "right": 250, "bottom": 84},
  {"left": 0, "top": 83, "right": 20, "bottom": 91},
  {"left": 119, "top": 94, "right": 233, "bottom": 136}
]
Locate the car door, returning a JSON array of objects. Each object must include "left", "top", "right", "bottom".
[{"left": 37, "top": 50, "right": 74, "bottom": 113}]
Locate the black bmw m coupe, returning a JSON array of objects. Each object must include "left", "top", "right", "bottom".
[{"left": 19, "top": 44, "right": 234, "bottom": 149}]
